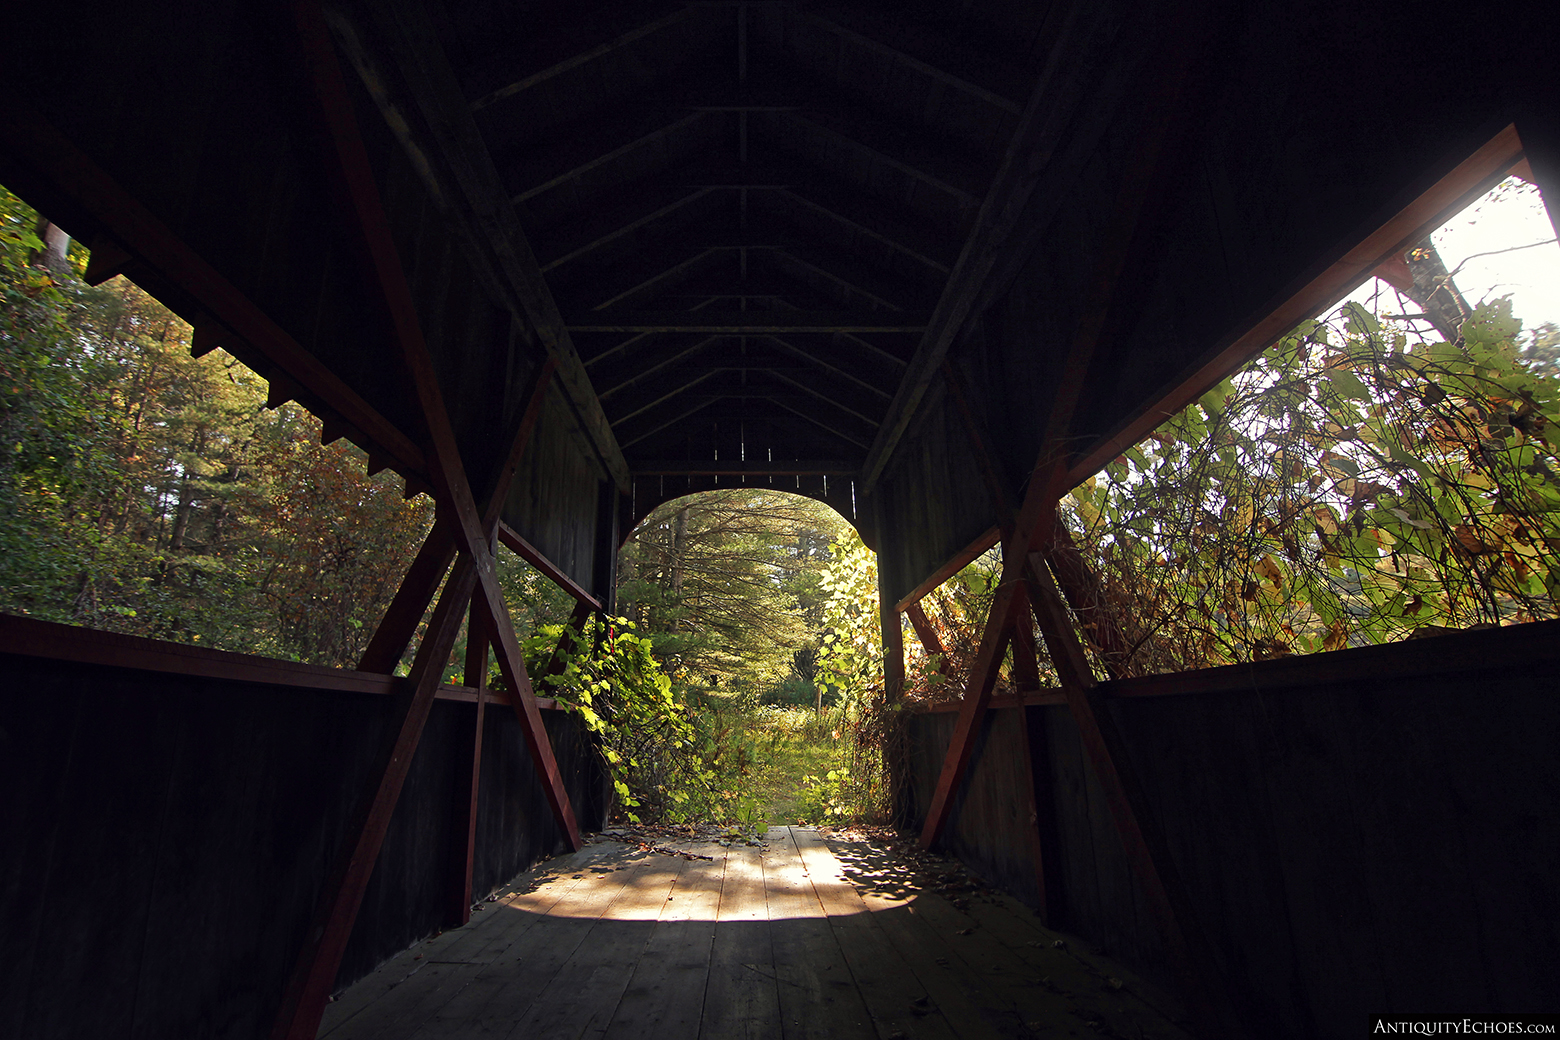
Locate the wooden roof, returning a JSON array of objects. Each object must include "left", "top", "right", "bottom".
[{"left": 1, "top": 0, "right": 1554, "bottom": 598}]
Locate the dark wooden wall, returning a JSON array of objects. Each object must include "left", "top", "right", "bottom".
[
  {"left": 0, "top": 652, "right": 608, "bottom": 1040},
  {"left": 900, "top": 633, "right": 1560, "bottom": 1037},
  {"left": 871, "top": 384, "right": 995, "bottom": 604},
  {"left": 903, "top": 707, "right": 1045, "bottom": 909}
]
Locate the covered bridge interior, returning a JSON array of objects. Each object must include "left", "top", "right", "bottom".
[{"left": 1, "top": 1, "right": 1557, "bottom": 1037}]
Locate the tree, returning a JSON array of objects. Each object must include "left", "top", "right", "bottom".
[{"left": 616, "top": 489, "right": 849, "bottom": 689}]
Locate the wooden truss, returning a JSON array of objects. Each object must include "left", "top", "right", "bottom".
[{"left": 270, "top": 6, "right": 595, "bottom": 1037}]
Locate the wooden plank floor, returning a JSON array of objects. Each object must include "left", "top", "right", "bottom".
[{"left": 319, "top": 827, "right": 1198, "bottom": 1040}]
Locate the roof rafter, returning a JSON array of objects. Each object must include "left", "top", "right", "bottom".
[
  {"left": 537, "top": 188, "right": 715, "bottom": 273},
  {"left": 861, "top": 3, "right": 1124, "bottom": 490},
  {"left": 335, "top": 2, "right": 631, "bottom": 489},
  {"left": 760, "top": 336, "right": 894, "bottom": 399},
  {"left": 472, "top": 6, "right": 702, "bottom": 111}
]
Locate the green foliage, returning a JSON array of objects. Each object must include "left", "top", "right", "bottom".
[
  {"left": 617, "top": 490, "right": 848, "bottom": 687},
  {"left": 1066, "top": 295, "right": 1560, "bottom": 673},
  {"left": 0, "top": 183, "right": 433, "bottom": 665},
  {"left": 816, "top": 529, "right": 882, "bottom": 715}
]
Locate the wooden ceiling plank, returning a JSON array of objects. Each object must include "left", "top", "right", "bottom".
[
  {"left": 610, "top": 369, "right": 725, "bottom": 425},
  {"left": 537, "top": 188, "right": 715, "bottom": 273},
  {"left": 793, "top": 8, "right": 1025, "bottom": 116},
  {"left": 859, "top": 3, "right": 1120, "bottom": 490},
  {"left": 584, "top": 245, "right": 726, "bottom": 311},
  {"left": 762, "top": 369, "right": 883, "bottom": 427},
  {"left": 472, "top": 6, "right": 701, "bottom": 112},
  {"left": 767, "top": 398, "right": 872, "bottom": 450},
  {"left": 598, "top": 334, "right": 726, "bottom": 399},
  {"left": 511, "top": 111, "right": 711, "bottom": 204},
  {"left": 343, "top": 2, "right": 632, "bottom": 489},
  {"left": 775, "top": 187, "right": 953, "bottom": 275},
  {"left": 760, "top": 336, "right": 893, "bottom": 399},
  {"left": 567, "top": 310, "right": 926, "bottom": 334},
  {"left": 768, "top": 247, "right": 916, "bottom": 313},
  {"left": 778, "top": 110, "right": 983, "bottom": 208}
]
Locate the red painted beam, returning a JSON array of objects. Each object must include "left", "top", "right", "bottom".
[
  {"left": 289, "top": 0, "right": 578, "bottom": 855},
  {"left": 448, "top": 598, "right": 490, "bottom": 928},
  {"left": 498, "top": 523, "right": 604, "bottom": 610},
  {"left": 0, "top": 614, "right": 515, "bottom": 708},
  {"left": 904, "top": 602, "right": 950, "bottom": 674},
  {"left": 891, "top": 526, "right": 1000, "bottom": 615},
  {"left": 270, "top": 555, "right": 479, "bottom": 1040}
]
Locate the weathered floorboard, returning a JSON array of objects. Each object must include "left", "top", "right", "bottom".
[{"left": 321, "top": 828, "right": 1194, "bottom": 1040}]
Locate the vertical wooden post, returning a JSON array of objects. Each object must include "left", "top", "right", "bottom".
[
  {"left": 271, "top": 556, "right": 479, "bottom": 1040},
  {"left": 448, "top": 594, "right": 489, "bottom": 927},
  {"left": 358, "top": 514, "right": 456, "bottom": 673},
  {"left": 882, "top": 598, "right": 905, "bottom": 704}
]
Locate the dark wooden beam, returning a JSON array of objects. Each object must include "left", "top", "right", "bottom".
[
  {"left": 860, "top": 3, "right": 1121, "bottom": 490},
  {"left": 762, "top": 369, "right": 883, "bottom": 427},
  {"left": 582, "top": 246, "right": 726, "bottom": 312},
  {"left": 304, "top": 0, "right": 580, "bottom": 818},
  {"left": 630, "top": 459, "right": 858, "bottom": 476},
  {"left": 448, "top": 594, "right": 489, "bottom": 928},
  {"left": 775, "top": 187, "right": 955, "bottom": 276},
  {"left": 1061, "top": 124, "right": 1526, "bottom": 488},
  {"left": 0, "top": 93, "right": 429, "bottom": 483},
  {"left": 279, "top": 8, "right": 584, "bottom": 1033},
  {"left": 471, "top": 6, "right": 701, "bottom": 111},
  {"left": 271, "top": 554, "right": 480, "bottom": 1040},
  {"left": 777, "top": 111, "right": 984, "bottom": 209},
  {"left": 759, "top": 337, "right": 894, "bottom": 400},
  {"left": 793, "top": 8, "right": 1025, "bottom": 117},
  {"left": 357, "top": 513, "right": 458, "bottom": 674},
  {"left": 598, "top": 335, "right": 726, "bottom": 399},
  {"left": 1022, "top": 546, "right": 1236, "bottom": 1037},
  {"left": 510, "top": 112, "right": 711, "bottom": 204},
  {"left": 609, "top": 370, "right": 724, "bottom": 425},
  {"left": 536, "top": 188, "right": 716, "bottom": 274},
  {"left": 336, "top": 2, "right": 630, "bottom": 490},
  {"left": 883, "top": 599, "right": 906, "bottom": 703},
  {"left": 892, "top": 525, "right": 1000, "bottom": 614},
  {"left": 0, "top": 613, "right": 513, "bottom": 707},
  {"left": 763, "top": 398, "right": 873, "bottom": 451},
  {"left": 567, "top": 311, "right": 926, "bottom": 334},
  {"left": 358, "top": 359, "right": 556, "bottom": 674},
  {"left": 538, "top": 600, "right": 595, "bottom": 693},
  {"left": 497, "top": 522, "right": 604, "bottom": 609},
  {"left": 905, "top": 601, "right": 950, "bottom": 673},
  {"left": 768, "top": 247, "right": 921, "bottom": 314}
]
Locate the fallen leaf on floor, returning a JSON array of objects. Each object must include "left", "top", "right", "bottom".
[{"left": 956, "top": 927, "right": 973, "bottom": 935}]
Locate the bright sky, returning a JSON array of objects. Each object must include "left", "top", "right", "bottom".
[{"left": 1345, "top": 175, "right": 1560, "bottom": 336}]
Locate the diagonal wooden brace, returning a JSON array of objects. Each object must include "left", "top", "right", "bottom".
[
  {"left": 1023, "top": 541, "right": 1239, "bottom": 1038},
  {"left": 270, "top": 555, "right": 479, "bottom": 1040},
  {"left": 292, "top": 0, "right": 578, "bottom": 849}
]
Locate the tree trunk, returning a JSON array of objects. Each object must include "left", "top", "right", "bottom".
[{"left": 1402, "top": 236, "right": 1472, "bottom": 342}]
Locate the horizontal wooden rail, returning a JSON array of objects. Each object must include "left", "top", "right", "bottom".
[
  {"left": 0, "top": 614, "right": 569, "bottom": 710},
  {"left": 909, "top": 618, "right": 1560, "bottom": 713},
  {"left": 497, "top": 522, "right": 603, "bottom": 609}
]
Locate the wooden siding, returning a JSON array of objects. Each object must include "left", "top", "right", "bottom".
[
  {"left": 901, "top": 632, "right": 1560, "bottom": 1037},
  {"left": 0, "top": 651, "right": 608, "bottom": 1040}
]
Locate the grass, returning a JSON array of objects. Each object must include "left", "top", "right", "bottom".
[{"left": 750, "top": 705, "right": 840, "bottom": 823}]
